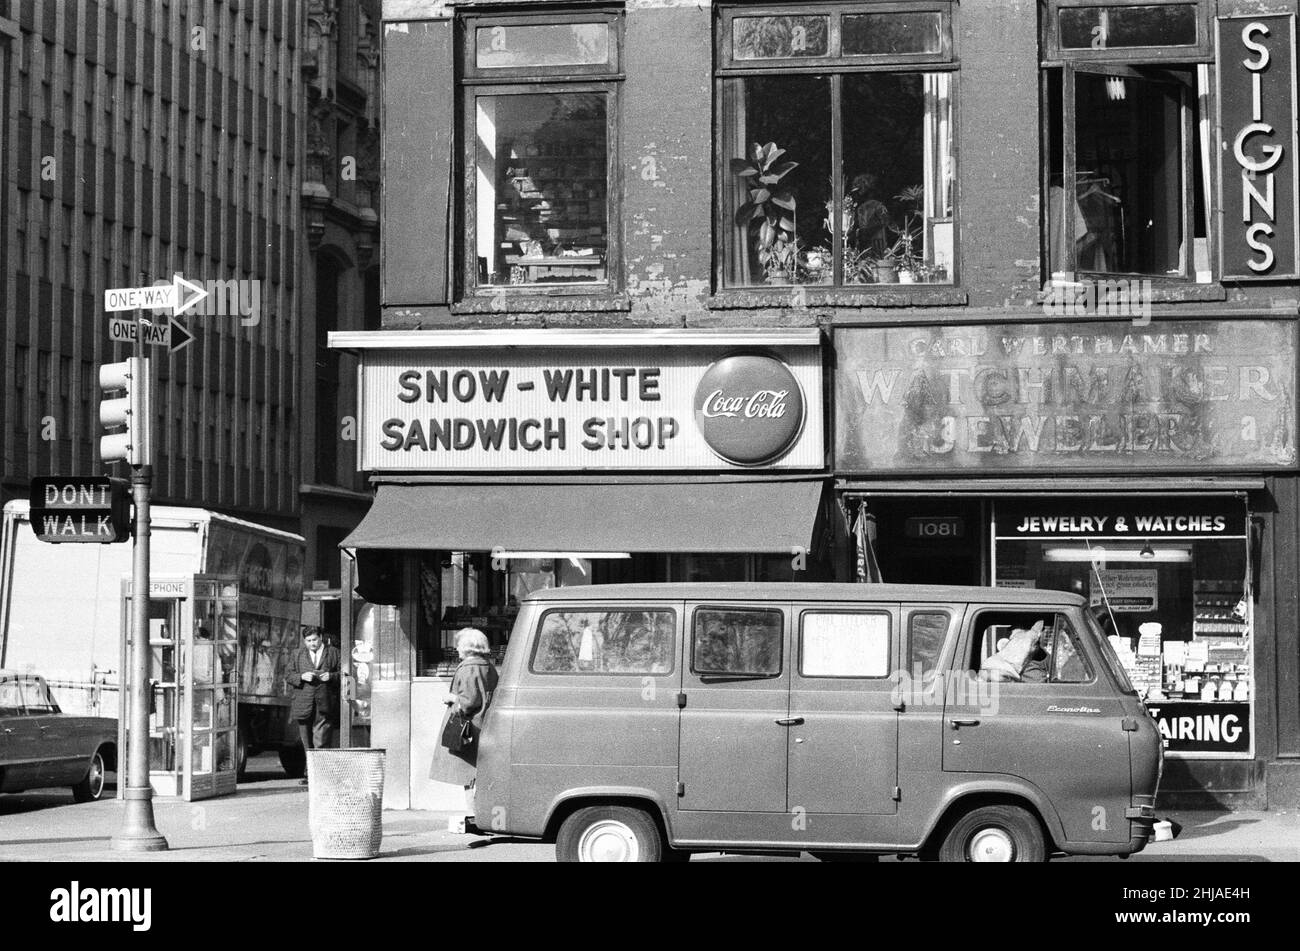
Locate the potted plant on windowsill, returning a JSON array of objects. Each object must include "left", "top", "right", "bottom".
[
  {"left": 732, "top": 142, "right": 799, "bottom": 284},
  {"left": 890, "top": 185, "right": 925, "bottom": 283}
]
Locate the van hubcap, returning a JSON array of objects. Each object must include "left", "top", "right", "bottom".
[
  {"left": 968, "top": 827, "right": 1015, "bottom": 862},
  {"left": 577, "top": 821, "right": 640, "bottom": 862}
]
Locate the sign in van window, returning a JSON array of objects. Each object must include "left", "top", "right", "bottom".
[
  {"left": 801, "top": 613, "right": 890, "bottom": 678},
  {"left": 531, "top": 610, "right": 674, "bottom": 675},
  {"left": 693, "top": 608, "right": 783, "bottom": 676}
]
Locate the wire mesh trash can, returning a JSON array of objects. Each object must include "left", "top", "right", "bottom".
[{"left": 306, "top": 749, "right": 386, "bottom": 860}]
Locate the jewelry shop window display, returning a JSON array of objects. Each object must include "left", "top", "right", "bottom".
[{"left": 993, "top": 499, "right": 1253, "bottom": 758}]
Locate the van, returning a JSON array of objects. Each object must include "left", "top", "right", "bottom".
[{"left": 473, "top": 582, "right": 1164, "bottom": 862}]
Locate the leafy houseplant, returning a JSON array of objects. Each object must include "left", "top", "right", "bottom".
[
  {"left": 732, "top": 142, "right": 799, "bottom": 283},
  {"left": 889, "top": 185, "right": 925, "bottom": 282}
]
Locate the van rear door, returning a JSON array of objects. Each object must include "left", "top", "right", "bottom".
[{"left": 787, "top": 602, "right": 900, "bottom": 831}]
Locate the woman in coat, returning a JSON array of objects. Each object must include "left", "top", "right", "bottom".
[{"left": 430, "top": 628, "right": 499, "bottom": 823}]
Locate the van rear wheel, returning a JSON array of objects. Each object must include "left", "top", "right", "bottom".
[
  {"left": 556, "top": 806, "right": 665, "bottom": 863},
  {"left": 938, "top": 804, "right": 1046, "bottom": 862}
]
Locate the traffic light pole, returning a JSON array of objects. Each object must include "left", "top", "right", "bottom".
[{"left": 111, "top": 309, "right": 167, "bottom": 852}]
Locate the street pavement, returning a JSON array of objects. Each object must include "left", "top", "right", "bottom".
[{"left": 1, "top": 754, "right": 1297, "bottom": 862}]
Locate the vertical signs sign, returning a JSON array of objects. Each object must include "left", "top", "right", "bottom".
[{"left": 1218, "top": 15, "right": 1300, "bottom": 280}]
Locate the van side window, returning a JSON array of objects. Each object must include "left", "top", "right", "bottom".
[
  {"left": 908, "top": 612, "right": 949, "bottom": 678},
  {"left": 692, "top": 608, "right": 783, "bottom": 676},
  {"left": 969, "top": 612, "right": 1096, "bottom": 685},
  {"left": 800, "top": 612, "right": 890, "bottom": 678},
  {"left": 531, "top": 609, "right": 675, "bottom": 675},
  {"left": 1046, "top": 618, "right": 1093, "bottom": 684},
  {"left": 969, "top": 611, "right": 1057, "bottom": 684}
]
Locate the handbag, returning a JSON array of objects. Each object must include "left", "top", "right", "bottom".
[{"left": 440, "top": 708, "right": 475, "bottom": 753}]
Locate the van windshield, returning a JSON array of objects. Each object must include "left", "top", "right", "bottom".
[{"left": 1083, "top": 610, "right": 1137, "bottom": 695}]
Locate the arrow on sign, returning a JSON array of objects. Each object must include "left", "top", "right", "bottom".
[
  {"left": 168, "top": 316, "right": 194, "bottom": 353},
  {"left": 172, "top": 274, "right": 209, "bottom": 316},
  {"left": 107, "top": 317, "right": 194, "bottom": 353}
]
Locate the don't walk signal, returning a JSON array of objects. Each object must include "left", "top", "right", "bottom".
[{"left": 29, "top": 476, "right": 133, "bottom": 544}]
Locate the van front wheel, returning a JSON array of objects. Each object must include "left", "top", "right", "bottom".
[
  {"left": 556, "top": 806, "right": 665, "bottom": 863},
  {"left": 938, "top": 805, "right": 1046, "bottom": 862}
]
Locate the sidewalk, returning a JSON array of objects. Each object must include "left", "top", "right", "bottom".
[
  {"left": 0, "top": 776, "right": 474, "bottom": 863},
  {"left": 2, "top": 772, "right": 1295, "bottom": 861}
]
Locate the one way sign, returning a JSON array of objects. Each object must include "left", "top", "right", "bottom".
[
  {"left": 108, "top": 316, "right": 195, "bottom": 353},
  {"left": 104, "top": 274, "right": 210, "bottom": 315}
]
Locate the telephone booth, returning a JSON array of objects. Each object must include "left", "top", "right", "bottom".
[{"left": 119, "top": 575, "right": 241, "bottom": 801}]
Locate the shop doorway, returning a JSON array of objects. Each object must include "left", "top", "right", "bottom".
[{"left": 858, "top": 499, "right": 984, "bottom": 586}]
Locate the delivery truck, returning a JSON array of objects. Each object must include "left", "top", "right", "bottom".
[{"left": 0, "top": 501, "right": 308, "bottom": 778}]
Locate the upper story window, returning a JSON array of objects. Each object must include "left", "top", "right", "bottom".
[
  {"left": 461, "top": 11, "right": 622, "bottom": 297},
  {"left": 716, "top": 2, "right": 957, "bottom": 290},
  {"left": 1042, "top": 0, "right": 1214, "bottom": 282}
]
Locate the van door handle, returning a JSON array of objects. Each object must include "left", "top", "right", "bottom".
[
  {"left": 948, "top": 718, "right": 980, "bottom": 729},
  {"left": 775, "top": 717, "right": 804, "bottom": 726}
]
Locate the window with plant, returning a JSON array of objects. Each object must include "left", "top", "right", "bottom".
[
  {"left": 1042, "top": 0, "right": 1214, "bottom": 282},
  {"left": 716, "top": 3, "right": 957, "bottom": 289}
]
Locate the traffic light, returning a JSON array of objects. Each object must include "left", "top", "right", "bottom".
[{"left": 99, "top": 357, "right": 151, "bottom": 466}]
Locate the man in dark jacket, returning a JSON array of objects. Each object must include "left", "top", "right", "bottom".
[{"left": 287, "top": 629, "right": 341, "bottom": 778}]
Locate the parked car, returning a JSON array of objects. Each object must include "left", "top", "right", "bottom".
[
  {"left": 474, "top": 582, "right": 1166, "bottom": 862},
  {"left": 0, "top": 671, "right": 117, "bottom": 802}
]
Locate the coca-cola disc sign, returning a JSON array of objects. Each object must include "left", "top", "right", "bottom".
[{"left": 694, "top": 354, "right": 806, "bottom": 466}]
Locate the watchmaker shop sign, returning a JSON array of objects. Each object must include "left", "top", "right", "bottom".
[
  {"left": 835, "top": 322, "right": 1296, "bottom": 473},
  {"left": 355, "top": 347, "right": 822, "bottom": 471},
  {"left": 1217, "top": 15, "right": 1300, "bottom": 281}
]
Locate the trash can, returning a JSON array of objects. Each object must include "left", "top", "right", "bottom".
[{"left": 306, "top": 748, "right": 386, "bottom": 860}]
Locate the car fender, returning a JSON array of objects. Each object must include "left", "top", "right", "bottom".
[
  {"left": 543, "top": 786, "right": 675, "bottom": 840},
  {"left": 919, "top": 775, "right": 1067, "bottom": 850}
]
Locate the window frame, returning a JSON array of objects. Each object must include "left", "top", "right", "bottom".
[
  {"left": 906, "top": 608, "right": 953, "bottom": 678},
  {"left": 690, "top": 604, "right": 786, "bottom": 678},
  {"left": 19, "top": 676, "right": 60, "bottom": 714},
  {"left": 965, "top": 610, "right": 1100, "bottom": 687},
  {"left": 714, "top": 1, "right": 960, "bottom": 295},
  {"left": 458, "top": 11, "right": 625, "bottom": 303},
  {"left": 1041, "top": 0, "right": 1213, "bottom": 65},
  {"left": 1044, "top": 62, "right": 1207, "bottom": 283},
  {"left": 527, "top": 605, "right": 678, "bottom": 677},
  {"left": 1041, "top": 0, "right": 1215, "bottom": 287},
  {"left": 1044, "top": 614, "right": 1097, "bottom": 685},
  {"left": 797, "top": 608, "right": 893, "bottom": 680},
  {"left": 718, "top": 2, "right": 954, "bottom": 70},
  {"left": 461, "top": 11, "right": 623, "bottom": 81}
]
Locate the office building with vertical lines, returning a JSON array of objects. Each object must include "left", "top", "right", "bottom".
[{"left": 0, "top": 1, "right": 378, "bottom": 587}]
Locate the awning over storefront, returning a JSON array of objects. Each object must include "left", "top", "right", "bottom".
[
  {"left": 839, "top": 478, "right": 1265, "bottom": 497},
  {"left": 342, "top": 479, "right": 826, "bottom": 554}
]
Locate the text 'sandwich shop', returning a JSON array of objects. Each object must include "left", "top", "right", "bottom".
[
  {"left": 833, "top": 319, "right": 1299, "bottom": 805},
  {"left": 330, "top": 329, "right": 828, "bottom": 808}
]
